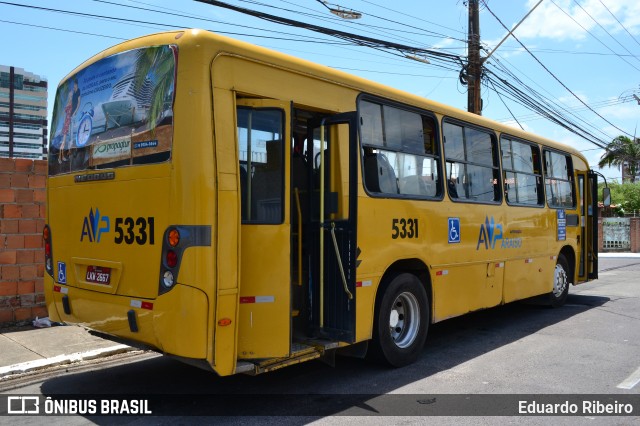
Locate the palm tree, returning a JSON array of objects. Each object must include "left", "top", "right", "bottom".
[
  {"left": 598, "top": 136, "right": 640, "bottom": 183},
  {"left": 132, "top": 45, "right": 176, "bottom": 133}
]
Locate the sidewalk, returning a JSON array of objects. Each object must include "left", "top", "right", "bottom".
[
  {"left": 0, "top": 323, "right": 135, "bottom": 380},
  {"left": 599, "top": 252, "right": 640, "bottom": 258}
]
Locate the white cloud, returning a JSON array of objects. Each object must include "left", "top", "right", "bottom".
[
  {"left": 600, "top": 101, "right": 640, "bottom": 121},
  {"left": 432, "top": 37, "right": 456, "bottom": 50},
  {"left": 514, "top": 0, "right": 640, "bottom": 42}
]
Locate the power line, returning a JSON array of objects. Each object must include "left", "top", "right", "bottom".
[
  {"left": 488, "top": 78, "right": 524, "bottom": 130},
  {"left": 487, "top": 54, "right": 615, "bottom": 144},
  {"left": 358, "top": 0, "right": 466, "bottom": 36},
  {"left": 571, "top": 0, "right": 640, "bottom": 67},
  {"left": 482, "top": 0, "right": 633, "bottom": 142},
  {"left": 495, "top": 95, "right": 636, "bottom": 124},
  {"left": 2, "top": 0, "right": 629, "bottom": 148},
  {"left": 194, "top": 0, "right": 464, "bottom": 66},
  {"left": 0, "top": 18, "right": 126, "bottom": 40},
  {"left": 549, "top": 0, "right": 640, "bottom": 72},
  {"left": 0, "top": 0, "right": 352, "bottom": 45},
  {"left": 597, "top": 0, "right": 640, "bottom": 48}
]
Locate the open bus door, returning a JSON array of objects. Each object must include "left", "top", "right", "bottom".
[
  {"left": 235, "top": 99, "right": 292, "bottom": 359},
  {"left": 587, "top": 170, "right": 599, "bottom": 280},
  {"left": 307, "top": 113, "right": 358, "bottom": 343},
  {"left": 578, "top": 170, "right": 599, "bottom": 282}
]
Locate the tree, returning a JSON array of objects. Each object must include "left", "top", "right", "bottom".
[
  {"left": 599, "top": 182, "right": 640, "bottom": 216},
  {"left": 598, "top": 136, "right": 640, "bottom": 183},
  {"left": 132, "top": 45, "right": 176, "bottom": 133}
]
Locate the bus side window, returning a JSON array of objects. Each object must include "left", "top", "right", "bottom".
[
  {"left": 237, "top": 107, "right": 285, "bottom": 223},
  {"left": 359, "top": 98, "right": 442, "bottom": 198},
  {"left": 544, "top": 150, "right": 575, "bottom": 209},
  {"left": 443, "top": 120, "right": 500, "bottom": 203}
]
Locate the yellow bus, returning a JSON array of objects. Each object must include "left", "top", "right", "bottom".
[{"left": 44, "top": 29, "right": 600, "bottom": 376}]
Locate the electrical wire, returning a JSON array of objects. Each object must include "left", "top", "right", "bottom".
[
  {"left": 1, "top": 0, "right": 629, "bottom": 149},
  {"left": 488, "top": 78, "right": 524, "bottom": 130},
  {"left": 193, "top": 0, "right": 464, "bottom": 67},
  {"left": 548, "top": 0, "right": 640, "bottom": 72},
  {"left": 482, "top": 0, "right": 633, "bottom": 141},
  {"left": 597, "top": 0, "right": 640, "bottom": 48},
  {"left": 573, "top": 0, "right": 640, "bottom": 64},
  {"left": 487, "top": 53, "right": 616, "bottom": 142}
]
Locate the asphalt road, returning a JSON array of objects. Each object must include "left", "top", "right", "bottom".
[{"left": 2, "top": 257, "right": 639, "bottom": 425}]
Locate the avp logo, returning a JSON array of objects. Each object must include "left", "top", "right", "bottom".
[
  {"left": 476, "top": 216, "right": 503, "bottom": 250},
  {"left": 80, "top": 208, "right": 111, "bottom": 242}
]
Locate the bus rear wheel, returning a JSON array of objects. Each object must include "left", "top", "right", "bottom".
[
  {"left": 548, "top": 254, "right": 570, "bottom": 307},
  {"left": 369, "top": 272, "right": 429, "bottom": 367}
]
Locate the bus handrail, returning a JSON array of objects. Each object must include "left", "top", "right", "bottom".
[{"left": 330, "top": 222, "right": 353, "bottom": 300}]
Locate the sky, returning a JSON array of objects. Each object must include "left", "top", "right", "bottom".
[{"left": 2, "top": 0, "right": 639, "bottom": 182}]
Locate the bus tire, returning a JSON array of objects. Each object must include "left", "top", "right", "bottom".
[
  {"left": 548, "top": 254, "right": 570, "bottom": 307},
  {"left": 369, "top": 272, "right": 428, "bottom": 367}
]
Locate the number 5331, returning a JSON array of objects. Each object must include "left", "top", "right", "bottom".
[
  {"left": 114, "top": 217, "right": 155, "bottom": 245},
  {"left": 392, "top": 218, "right": 419, "bottom": 239}
]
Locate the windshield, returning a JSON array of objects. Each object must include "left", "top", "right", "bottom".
[{"left": 48, "top": 45, "right": 177, "bottom": 176}]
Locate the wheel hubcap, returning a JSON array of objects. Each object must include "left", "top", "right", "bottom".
[
  {"left": 553, "top": 264, "right": 567, "bottom": 298},
  {"left": 389, "top": 291, "right": 420, "bottom": 348}
]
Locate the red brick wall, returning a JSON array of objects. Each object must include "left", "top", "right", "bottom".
[
  {"left": 597, "top": 218, "right": 603, "bottom": 253},
  {"left": 631, "top": 217, "right": 640, "bottom": 253},
  {"left": 0, "top": 158, "right": 47, "bottom": 326}
]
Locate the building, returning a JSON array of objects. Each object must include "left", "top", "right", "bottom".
[
  {"left": 622, "top": 159, "right": 640, "bottom": 183},
  {"left": 0, "top": 65, "right": 48, "bottom": 159}
]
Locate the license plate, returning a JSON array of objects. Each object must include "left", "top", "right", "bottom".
[{"left": 86, "top": 265, "right": 111, "bottom": 285}]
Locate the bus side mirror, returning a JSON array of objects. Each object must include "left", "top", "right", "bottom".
[{"left": 603, "top": 187, "right": 611, "bottom": 207}]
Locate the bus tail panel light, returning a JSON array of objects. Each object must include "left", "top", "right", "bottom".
[
  {"left": 43, "top": 225, "right": 54, "bottom": 278},
  {"left": 158, "top": 225, "right": 211, "bottom": 296}
]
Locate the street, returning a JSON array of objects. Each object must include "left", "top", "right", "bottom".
[{"left": 1, "top": 257, "right": 639, "bottom": 425}]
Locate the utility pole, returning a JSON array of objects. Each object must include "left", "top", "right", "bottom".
[
  {"left": 467, "top": 0, "right": 482, "bottom": 115},
  {"left": 466, "top": 0, "right": 543, "bottom": 115}
]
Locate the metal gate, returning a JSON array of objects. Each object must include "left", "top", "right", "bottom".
[{"left": 602, "top": 218, "right": 631, "bottom": 250}]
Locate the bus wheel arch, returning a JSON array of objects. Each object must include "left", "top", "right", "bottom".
[{"left": 368, "top": 259, "right": 431, "bottom": 367}]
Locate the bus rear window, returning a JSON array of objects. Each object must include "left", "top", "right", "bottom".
[{"left": 48, "top": 45, "right": 176, "bottom": 176}]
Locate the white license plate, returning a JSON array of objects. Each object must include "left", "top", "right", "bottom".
[{"left": 86, "top": 265, "right": 111, "bottom": 285}]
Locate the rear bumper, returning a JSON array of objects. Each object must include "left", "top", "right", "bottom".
[{"left": 44, "top": 275, "right": 209, "bottom": 359}]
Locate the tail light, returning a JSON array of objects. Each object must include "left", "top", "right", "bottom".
[
  {"left": 158, "top": 226, "right": 211, "bottom": 295},
  {"left": 43, "top": 225, "right": 54, "bottom": 277}
]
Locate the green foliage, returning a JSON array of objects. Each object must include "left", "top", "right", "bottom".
[{"left": 598, "top": 182, "right": 640, "bottom": 215}]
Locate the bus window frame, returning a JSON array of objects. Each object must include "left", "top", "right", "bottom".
[
  {"left": 500, "top": 134, "right": 545, "bottom": 209},
  {"left": 237, "top": 106, "right": 286, "bottom": 225},
  {"left": 442, "top": 117, "right": 502, "bottom": 205},
  {"left": 542, "top": 148, "right": 576, "bottom": 210},
  {"left": 357, "top": 94, "right": 444, "bottom": 201}
]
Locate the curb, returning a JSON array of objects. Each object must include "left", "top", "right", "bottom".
[
  {"left": 0, "top": 345, "right": 134, "bottom": 379},
  {"left": 599, "top": 253, "right": 640, "bottom": 258}
]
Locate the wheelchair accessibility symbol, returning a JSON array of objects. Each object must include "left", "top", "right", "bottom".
[
  {"left": 448, "top": 217, "right": 460, "bottom": 244},
  {"left": 57, "top": 261, "right": 67, "bottom": 284}
]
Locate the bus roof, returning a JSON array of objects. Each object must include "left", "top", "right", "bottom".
[{"left": 63, "top": 28, "right": 586, "bottom": 163}]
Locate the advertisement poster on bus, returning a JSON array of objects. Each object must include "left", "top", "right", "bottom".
[{"left": 48, "top": 45, "right": 176, "bottom": 175}]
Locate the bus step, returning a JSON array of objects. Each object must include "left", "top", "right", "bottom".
[{"left": 237, "top": 341, "right": 338, "bottom": 375}]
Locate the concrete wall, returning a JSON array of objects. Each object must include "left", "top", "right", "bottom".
[
  {"left": 0, "top": 158, "right": 47, "bottom": 326},
  {"left": 598, "top": 216, "right": 640, "bottom": 253}
]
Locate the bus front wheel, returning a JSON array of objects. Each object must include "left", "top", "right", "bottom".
[
  {"left": 548, "top": 254, "right": 570, "bottom": 307},
  {"left": 369, "top": 272, "right": 429, "bottom": 367}
]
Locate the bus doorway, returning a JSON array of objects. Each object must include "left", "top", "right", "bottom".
[{"left": 236, "top": 99, "right": 291, "bottom": 359}]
